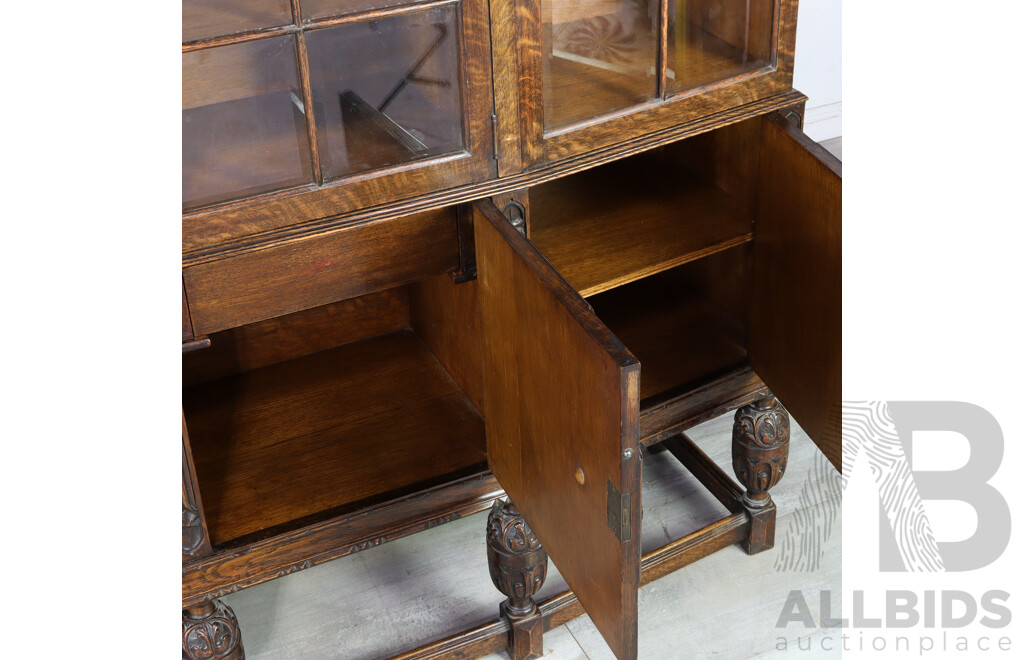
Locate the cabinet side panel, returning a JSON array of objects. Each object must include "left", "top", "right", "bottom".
[
  {"left": 409, "top": 274, "right": 485, "bottom": 414},
  {"left": 750, "top": 113, "right": 841, "bottom": 469},
  {"left": 474, "top": 200, "right": 640, "bottom": 660},
  {"left": 183, "top": 412, "right": 213, "bottom": 560}
]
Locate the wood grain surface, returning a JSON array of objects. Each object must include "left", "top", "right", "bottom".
[
  {"left": 530, "top": 153, "right": 752, "bottom": 297},
  {"left": 183, "top": 330, "right": 486, "bottom": 545},
  {"left": 588, "top": 264, "right": 749, "bottom": 401},
  {"left": 183, "top": 208, "right": 458, "bottom": 335},
  {"left": 409, "top": 274, "right": 485, "bottom": 414},
  {"left": 474, "top": 199, "right": 641, "bottom": 660},
  {"left": 750, "top": 113, "right": 842, "bottom": 470},
  {"left": 183, "top": 288, "right": 410, "bottom": 387}
]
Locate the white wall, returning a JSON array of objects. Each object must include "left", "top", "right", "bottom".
[{"left": 793, "top": 0, "right": 842, "bottom": 140}]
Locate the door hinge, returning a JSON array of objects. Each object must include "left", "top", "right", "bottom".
[
  {"left": 607, "top": 479, "right": 631, "bottom": 543},
  {"left": 501, "top": 200, "right": 527, "bottom": 236},
  {"left": 490, "top": 113, "right": 500, "bottom": 162}
]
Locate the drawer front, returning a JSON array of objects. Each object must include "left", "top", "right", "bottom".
[
  {"left": 184, "top": 208, "right": 458, "bottom": 335},
  {"left": 474, "top": 200, "right": 642, "bottom": 660}
]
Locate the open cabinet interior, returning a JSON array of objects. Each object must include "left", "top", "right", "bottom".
[
  {"left": 526, "top": 115, "right": 766, "bottom": 416},
  {"left": 182, "top": 280, "right": 487, "bottom": 549}
]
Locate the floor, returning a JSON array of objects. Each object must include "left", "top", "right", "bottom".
[
  {"left": 221, "top": 415, "right": 842, "bottom": 660},
  {"left": 218, "top": 138, "right": 844, "bottom": 660}
]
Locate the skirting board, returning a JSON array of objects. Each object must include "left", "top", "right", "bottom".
[{"left": 802, "top": 101, "right": 842, "bottom": 142}]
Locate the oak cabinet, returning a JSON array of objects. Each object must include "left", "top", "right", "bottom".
[{"left": 182, "top": 1, "right": 839, "bottom": 659}]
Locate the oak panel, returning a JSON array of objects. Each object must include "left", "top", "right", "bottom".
[
  {"left": 409, "top": 274, "right": 485, "bottom": 414},
  {"left": 183, "top": 288, "right": 410, "bottom": 387},
  {"left": 474, "top": 200, "right": 641, "bottom": 660},
  {"left": 183, "top": 208, "right": 458, "bottom": 335},
  {"left": 530, "top": 153, "right": 752, "bottom": 297},
  {"left": 750, "top": 113, "right": 842, "bottom": 469},
  {"left": 589, "top": 271, "right": 748, "bottom": 402},
  {"left": 184, "top": 330, "right": 486, "bottom": 546}
]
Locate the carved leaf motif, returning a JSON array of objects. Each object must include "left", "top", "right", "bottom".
[{"left": 182, "top": 601, "right": 242, "bottom": 660}]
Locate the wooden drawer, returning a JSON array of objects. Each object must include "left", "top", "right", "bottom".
[
  {"left": 183, "top": 207, "right": 460, "bottom": 335},
  {"left": 473, "top": 112, "right": 840, "bottom": 660}
]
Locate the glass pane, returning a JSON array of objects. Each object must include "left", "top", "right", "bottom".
[
  {"left": 306, "top": 6, "right": 464, "bottom": 181},
  {"left": 542, "top": 0, "right": 658, "bottom": 131},
  {"left": 667, "top": 0, "right": 774, "bottom": 95},
  {"left": 301, "top": 0, "right": 407, "bottom": 22},
  {"left": 183, "top": 0, "right": 293, "bottom": 43},
  {"left": 183, "top": 36, "right": 314, "bottom": 210}
]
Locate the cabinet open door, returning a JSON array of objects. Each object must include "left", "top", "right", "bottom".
[
  {"left": 750, "top": 114, "right": 842, "bottom": 470},
  {"left": 474, "top": 200, "right": 642, "bottom": 660}
]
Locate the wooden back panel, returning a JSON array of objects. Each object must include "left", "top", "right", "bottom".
[
  {"left": 474, "top": 200, "right": 641, "bottom": 660},
  {"left": 750, "top": 113, "right": 842, "bottom": 469}
]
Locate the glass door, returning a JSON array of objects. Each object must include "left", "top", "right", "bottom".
[
  {"left": 511, "top": 0, "right": 796, "bottom": 168},
  {"left": 182, "top": 0, "right": 495, "bottom": 250}
]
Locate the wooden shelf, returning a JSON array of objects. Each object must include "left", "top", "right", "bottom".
[
  {"left": 183, "top": 330, "right": 487, "bottom": 547},
  {"left": 589, "top": 275, "right": 748, "bottom": 403},
  {"left": 530, "top": 156, "right": 753, "bottom": 298}
]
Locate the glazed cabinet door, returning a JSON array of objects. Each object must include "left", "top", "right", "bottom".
[
  {"left": 492, "top": 0, "right": 798, "bottom": 172},
  {"left": 474, "top": 200, "right": 642, "bottom": 660},
  {"left": 749, "top": 113, "right": 842, "bottom": 469},
  {"left": 182, "top": 0, "right": 495, "bottom": 251}
]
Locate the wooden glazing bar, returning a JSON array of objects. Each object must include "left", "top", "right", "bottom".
[
  {"left": 658, "top": 0, "right": 669, "bottom": 99},
  {"left": 182, "top": 0, "right": 458, "bottom": 51},
  {"left": 294, "top": 32, "right": 323, "bottom": 185},
  {"left": 183, "top": 25, "right": 297, "bottom": 52},
  {"left": 662, "top": 433, "right": 745, "bottom": 513},
  {"left": 302, "top": 0, "right": 459, "bottom": 33}
]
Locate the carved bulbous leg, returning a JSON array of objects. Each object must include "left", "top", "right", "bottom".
[
  {"left": 182, "top": 599, "right": 245, "bottom": 660},
  {"left": 486, "top": 498, "right": 548, "bottom": 660},
  {"left": 732, "top": 394, "right": 791, "bottom": 554}
]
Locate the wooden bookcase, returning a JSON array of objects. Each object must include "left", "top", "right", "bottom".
[{"left": 182, "top": 1, "right": 840, "bottom": 659}]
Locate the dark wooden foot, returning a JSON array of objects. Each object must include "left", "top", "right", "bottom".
[
  {"left": 182, "top": 599, "right": 245, "bottom": 660},
  {"left": 732, "top": 393, "right": 790, "bottom": 554},
  {"left": 486, "top": 498, "right": 548, "bottom": 660}
]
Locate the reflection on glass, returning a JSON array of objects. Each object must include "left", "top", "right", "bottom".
[
  {"left": 306, "top": 6, "right": 464, "bottom": 180},
  {"left": 301, "top": 0, "right": 407, "bottom": 21},
  {"left": 182, "top": 36, "right": 314, "bottom": 210},
  {"left": 182, "top": 0, "right": 293, "bottom": 43},
  {"left": 542, "top": 0, "right": 657, "bottom": 130},
  {"left": 667, "top": 0, "right": 774, "bottom": 95}
]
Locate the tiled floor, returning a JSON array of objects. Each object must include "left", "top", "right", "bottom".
[{"left": 218, "top": 138, "right": 844, "bottom": 660}]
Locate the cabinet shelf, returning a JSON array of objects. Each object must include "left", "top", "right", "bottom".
[
  {"left": 589, "top": 276, "right": 748, "bottom": 404},
  {"left": 530, "top": 154, "right": 753, "bottom": 298},
  {"left": 183, "top": 329, "right": 487, "bottom": 547}
]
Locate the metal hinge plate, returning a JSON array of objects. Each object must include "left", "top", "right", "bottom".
[
  {"left": 607, "top": 479, "right": 631, "bottom": 542},
  {"left": 490, "top": 113, "right": 499, "bottom": 161}
]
